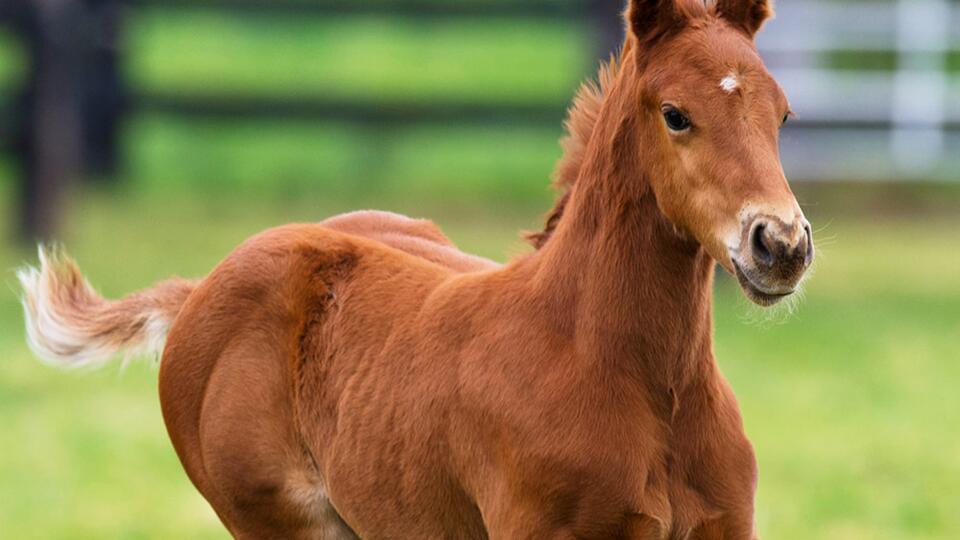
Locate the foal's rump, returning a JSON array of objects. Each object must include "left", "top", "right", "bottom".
[{"left": 154, "top": 223, "right": 462, "bottom": 537}]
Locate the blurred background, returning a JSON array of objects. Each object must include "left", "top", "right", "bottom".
[{"left": 0, "top": 0, "right": 957, "bottom": 538}]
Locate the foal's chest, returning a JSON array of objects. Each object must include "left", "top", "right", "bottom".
[
  {"left": 502, "top": 396, "right": 757, "bottom": 539},
  {"left": 622, "top": 420, "right": 758, "bottom": 538}
]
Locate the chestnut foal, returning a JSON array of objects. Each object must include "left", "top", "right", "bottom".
[{"left": 20, "top": 1, "right": 813, "bottom": 538}]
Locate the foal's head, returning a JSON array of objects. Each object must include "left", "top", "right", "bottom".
[{"left": 623, "top": 0, "right": 813, "bottom": 306}]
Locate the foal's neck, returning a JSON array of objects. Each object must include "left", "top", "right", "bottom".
[{"left": 528, "top": 65, "right": 716, "bottom": 404}]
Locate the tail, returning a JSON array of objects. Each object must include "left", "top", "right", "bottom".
[{"left": 17, "top": 246, "right": 198, "bottom": 369}]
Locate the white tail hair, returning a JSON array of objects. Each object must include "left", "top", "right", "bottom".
[{"left": 18, "top": 246, "right": 196, "bottom": 369}]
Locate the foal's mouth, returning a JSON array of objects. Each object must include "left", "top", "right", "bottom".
[{"left": 731, "top": 260, "right": 795, "bottom": 307}]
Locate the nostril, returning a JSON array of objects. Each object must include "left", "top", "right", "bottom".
[
  {"left": 751, "top": 222, "right": 774, "bottom": 267},
  {"left": 803, "top": 224, "right": 814, "bottom": 266}
]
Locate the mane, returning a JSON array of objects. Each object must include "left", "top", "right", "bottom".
[
  {"left": 526, "top": 52, "right": 623, "bottom": 249},
  {"left": 527, "top": 0, "right": 715, "bottom": 249}
]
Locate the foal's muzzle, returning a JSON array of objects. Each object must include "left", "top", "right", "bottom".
[{"left": 731, "top": 214, "right": 814, "bottom": 306}]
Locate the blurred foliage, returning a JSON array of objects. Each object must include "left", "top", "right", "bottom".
[
  {"left": 829, "top": 50, "right": 960, "bottom": 72},
  {"left": 0, "top": 29, "right": 24, "bottom": 91},
  {"left": 828, "top": 50, "right": 900, "bottom": 72},
  {"left": 121, "top": 11, "right": 585, "bottom": 208},
  {"left": 128, "top": 11, "right": 587, "bottom": 105},
  {"left": 124, "top": 114, "right": 564, "bottom": 206}
]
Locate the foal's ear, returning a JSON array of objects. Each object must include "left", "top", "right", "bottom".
[
  {"left": 715, "top": 0, "right": 774, "bottom": 37},
  {"left": 626, "top": 0, "right": 684, "bottom": 44}
]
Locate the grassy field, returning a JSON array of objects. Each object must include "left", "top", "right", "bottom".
[
  {"left": 0, "top": 4, "right": 959, "bottom": 539},
  {"left": 0, "top": 185, "right": 958, "bottom": 540}
]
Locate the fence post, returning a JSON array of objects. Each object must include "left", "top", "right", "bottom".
[
  {"left": 15, "top": 0, "right": 84, "bottom": 242},
  {"left": 890, "top": 0, "right": 949, "bottom": 177},
  {"left": 589, "top": 0, "right": 625, "bottom": 63},
  {"left": 80, "top": 0, "right": 125, "bottom": 180}
]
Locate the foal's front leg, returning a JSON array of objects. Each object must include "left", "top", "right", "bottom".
[
  {"left": 482, "top": 499, "right": 666, "bottom": 540},
  {"left": 691, "top": 512, "right": 758, "bottom": 540},
  {"left": 483, "top": 523, "right": 578, "bottom": 540},
  {"left": 484, "top": 519, "right": 666, "bottom": 540}
]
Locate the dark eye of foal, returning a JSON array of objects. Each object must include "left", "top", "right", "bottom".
[
  {"left": 782, "top": 113, "right": 790, "bottom": 126},
  {"left": 663, "top": 107, "right": 691, "bottom": 132}
]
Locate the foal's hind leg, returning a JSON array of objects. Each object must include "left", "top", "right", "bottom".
[{"left": 161, "top": 332, "right": 357, "bottom": 539}]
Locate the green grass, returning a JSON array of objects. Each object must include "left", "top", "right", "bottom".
[
  {"left": 1, "top": 185, "right": 958, "bottom": 539},
  {"left": 829, "top": 49, "right": 960, "bottom": 73},
  {"left": 128, "top": 10, "right": 588, "bottom": 105},
  {"left": 0, "top": 30, "right": 24, "bottom": 91},
  {"left": 124, "top": 114, "right": 565, "bottom": 206},
  {"left": 716, "top": 219, "right": 960, "bottom": 539}
]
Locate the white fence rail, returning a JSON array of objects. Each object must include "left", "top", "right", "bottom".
[{"left": 757, "top": 0, "right": 960, "bottom": 181}]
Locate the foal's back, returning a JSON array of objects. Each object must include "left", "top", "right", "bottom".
[{"left": 321, "top": 210, "right": 497, "bottom": 273}]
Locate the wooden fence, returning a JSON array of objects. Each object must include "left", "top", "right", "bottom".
[
  {"left": 759, "top": 0, "right": 960, "bottom": 182},
  {"left": 2, "top": 0, "right": 959, "bottom": 240},
  {"left": 0, "top": 0, "right": 623, "bottom": 241}
]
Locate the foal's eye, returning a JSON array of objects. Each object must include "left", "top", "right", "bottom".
[
  {"left": 782, "top": 114, "right": 790, "bottom": 126},
  {"left": 663, "top": 107, "right": 691, "bottom": 132}
]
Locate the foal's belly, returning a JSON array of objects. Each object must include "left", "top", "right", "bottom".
[
  {"left": 314, "top": 391, "right": 486, "bottom": 538},
  {"left": 321, "top": 443, "right": 487, "bottom": 539},
  {"left": 299, "top": 347, "right": 484, "bottom": 536}
]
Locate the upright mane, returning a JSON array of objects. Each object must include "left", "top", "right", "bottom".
[
  {"left": 527, "top": 52, "right": 623, "bottom": 249},
  {"left": 528, "top": 0, "right": 716, "bottom": 249}
]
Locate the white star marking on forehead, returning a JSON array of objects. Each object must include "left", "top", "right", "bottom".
[{"left": 720, "top": 74, "right": 739, "bottom": 93}]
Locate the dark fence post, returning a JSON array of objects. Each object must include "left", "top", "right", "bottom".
[
  {"left": 80, "top": 0, "right": 125, "bottom": 180},
  {"left": 14, "top": 0, "right": 84, "bottom": 242},
  {"left": 589, "top": 0, "right": 626, "bottom": 62}
]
